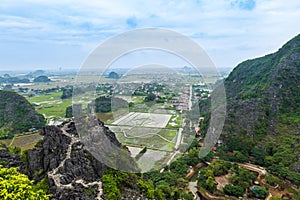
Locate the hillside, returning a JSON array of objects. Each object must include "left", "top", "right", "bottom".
[
  {"left": 0, "top": 90, "right": 46, "bottom": 133},
  {"left": 218, "top": 34, "right": 300, "bottom": 185}
]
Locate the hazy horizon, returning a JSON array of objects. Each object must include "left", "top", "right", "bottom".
[{"left": 0, "top": 1, "right": 300, "bottom": 71}]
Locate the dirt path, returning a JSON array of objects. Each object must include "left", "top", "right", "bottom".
[
  {"left": 47, "top": 121, "right": 103, "bottom": 200},
  {"left": 9, "top": 136, "right": 15, "bottom": 146},
  {"left": 121, "top": 128, "right": 175, "bottom": 143},
  {"left": 266, "top": 192, "right": 272, "bottom": 200},
  {"left": 238, "top": 163, "right": 266, "bottom": 176},
  {"left": 186, "top": 162, "right": 206, "bottom": 179}
]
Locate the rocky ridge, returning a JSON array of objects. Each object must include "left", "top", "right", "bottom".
[{"left": 26, "top": 120, "right": 108, "bottom": 200}]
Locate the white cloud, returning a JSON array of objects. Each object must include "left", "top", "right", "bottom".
[{"left": 0, "top": 0, "right": 299, "bottom": 70}]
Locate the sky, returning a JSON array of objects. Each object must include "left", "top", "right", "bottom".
[{"left": 0, "top": 0, "right": 300, "bottom": 71}]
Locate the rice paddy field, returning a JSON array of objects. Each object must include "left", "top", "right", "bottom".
[
  {"left": 27, "top": 91, "right": 95, "bottom": 123},
  {"left": 28, "top": 91, "right": 71, "bottom": 119},
  {"left": 0, "top": 132, "right": 43, "bottom": 152},
  {"left": 112, "top": 112, "right": 172, "bottom": 128},
  {"left": 110, "top": 126, "right": 178, "bottom": 151},
  {"left": 108, "top": 111, "right": 181, "bottom": 152},
  {"left": 10, "top": 133, "right": 43, "bottom": 151}
]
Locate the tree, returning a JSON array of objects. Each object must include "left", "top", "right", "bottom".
[
  {"left": 138, "top": 179, "right": 155, "bottom": 199},
  {"left": 0, "top": 166, "right": 50, "bottom": 199},
  {"left": 144, "top": 93, "right": 156, "bottom": 102},
  {"left": 65, "top": 106, "right": 73, "bottom": 118},
  {"left": 61, "top": 87, "right": 72, "bottom": 99},
  {"left": 251, "top": 148, "right": 267, "bottom": 166},
  {"left": 205, "top": 176, "right": 217, "bottom": 193},
  {"left": 232, "top": 151, "right": 248, "bottom": 163},
  {"left": 209, "top": 160, "right": 230, "bottom": 176},
  {"left": 223, "top": 184, "right": 245, "bottom": 197},
  {"left": 102, "top": 174, "right": 121, "bottom": 200},
  {"left": 249, "top": 186, "right": 268, "bottom": 199},
  {"left": 265, "top": 174, "right": 280, "bottom": 186},
  {"left": 156, "top": 185, "right": 172, "bottom": 199},
  {"left": 0, "top": 126, "right": 13, "bottom": 139}
]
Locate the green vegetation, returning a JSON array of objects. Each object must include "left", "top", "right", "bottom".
[
  {"left": 61, "top": 87, "right": 73, "bottom": 99},
  {"left": 33, "top": 75, "right": 51, "bottom": 83},
  {"left": 0, "top": 126, "right": 13, "bottom": 139},
  {"left": 143, "top": 171, "right": 194, "bottom": 199},
  {"left": 166, "top": 114, "right": 182, "bottom": 129},
  {"left": 83, "top": 187, "right": 95, "bottom": 198},
  {"left": 8, "top": 146, "right": 21, "bottom": 155},
  {"left": 114, "top": 128, "right": 177, "bottom": 151},
  {"left": 92, "top": 96, "right": 128, "bottom": 113},
  {"left": 197, "top": 160, "right": 259, "bottom": 197},
  {"left": 248, "top": 186, "right": 268, "bottom": 199},
  {"left": 266, "top": 173, "right": 280, "bottom": 186},
  {"left": 100, "top": 169, "right": 192, "bottom": 200},
  {"left": 198, "top": 160, "right": 231, "bottom": 193},
  {"left": 228, "top": 166, "right": 257, "bottom": 190},
  {"left": 270, "top": 196, "right": 282, "bottom": 200},
  {"left": 28, "top": 92, "right": 72, "bottom": 118},
  {"left": 169, "top": 148, "right": 200, "bottom": 177},
  {"left": 0, "top": 166, "right": 50, "bottom": 199},
  {"left": 196, "top": 35, "right": 300, "bottom": 187},
  {"left": 28, "top": 91, "right": 62, "bottom": 102},
  {"left": 135, "top": 147, "right": 147, "bottom": 160},
  {"left": 102, "top": 173, "right": 121, "bottom": 200},
  {"left": 33, "top": 178, "right": 50, "bottom": 195},
  {"left": 223, "top": 184, "right": 244, "bottom": 197},
  {"left": 0, "top": 90, "right": 46, "bottom": 133},
  {"left": 144, "top": 93, "right": 156, "bottom": 102}
]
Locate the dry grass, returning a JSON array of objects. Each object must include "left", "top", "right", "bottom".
[
  {"left": 10, "top": 133, "right": 43, "bottom": 151},
  {"left": 0, "top": 139, "right": 12, "bottom": 146}
]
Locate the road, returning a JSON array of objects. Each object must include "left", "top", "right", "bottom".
[
  {"left": 188, "top": 84, "right": 192, "bottom": 110},
  {"left": 121, "top": 129, "right": 175, "bottom": 143},
  {"left": 175, "top": 127, "right": 183, "bottom": 149},
  {"left": 238, "top": 163, "right": 266, "bottom": 176}
]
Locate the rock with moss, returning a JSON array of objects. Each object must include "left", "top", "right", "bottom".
[{"left": 0, "top": 90, "right": 46, "bottom": 133}]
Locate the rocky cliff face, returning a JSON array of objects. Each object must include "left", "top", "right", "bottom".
[
  {"left": 223, "top": 34, "right": 300, "bottom": 137},
  {"left": 211, "top": 34, "right": 300, "bottom": 185},
  {"left": 0, "top": 144, "right": 24, "bottom": 169},
  {"left": 27, "top": 125, "right": 70, "bottom": 180},
  {"left": 21, "top": 116, "right": 138, "bottom": 200},
  {"left": 25, "top": 120, "right": 108, "bottom": 199},
  {"left": 0, "top": 114, "right": 144, "bottom": 199}
]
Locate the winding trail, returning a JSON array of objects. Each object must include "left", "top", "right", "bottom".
[
  {"left": 185, "top": 161, "right": 269, "bottom": 200},
  {"left": 47, "top": 121, "right": 103, "bottom": 200}
]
